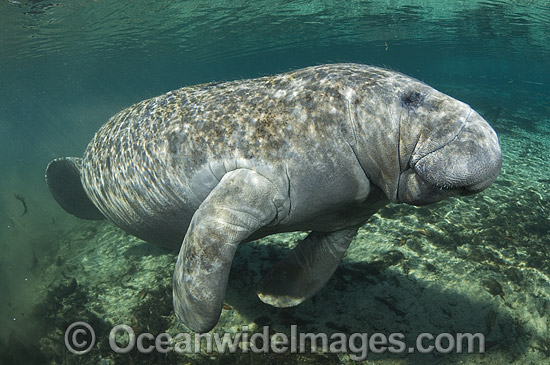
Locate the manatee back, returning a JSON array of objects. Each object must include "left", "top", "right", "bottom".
[
  {"left": 46, "top": 157, "right": 105, "bottom": 220},
  {"left": 72, "top": 64, "right": 377, "bottom": 241}
]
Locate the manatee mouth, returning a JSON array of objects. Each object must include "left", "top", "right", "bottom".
[
  {"left": 397, "top": 167, "right": 459, "bottom": 205},
  {"left": 412, "top": 129, "right": 501, "bottom": 194},
  {"left": 413, "top": 151, "right": 484, "bottom": 192},
  {"left": 396, "top": 160, "right": 489, "bottom": 206}
]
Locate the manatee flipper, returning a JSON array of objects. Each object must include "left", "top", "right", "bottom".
[
  {"left": 45, "top": 157, "right": 104, "bottom": 220},
  {"left": 256, "top": 228, "right": 358, "bottom": 307},
  {"left": 173, "top": 169, "right": 280, "bottom": 333}
]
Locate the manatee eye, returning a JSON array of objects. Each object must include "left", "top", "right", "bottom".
[{"left": 401, "top": 91, "right": 424, "bottom": 107}]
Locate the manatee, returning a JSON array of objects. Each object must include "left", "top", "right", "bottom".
[{"left": 46, "top": 63, "right": 502, "bottom": 333}]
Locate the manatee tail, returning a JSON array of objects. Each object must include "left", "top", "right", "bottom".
[{"left": 46, "top": 157, "right": 105, "bottom": 220}]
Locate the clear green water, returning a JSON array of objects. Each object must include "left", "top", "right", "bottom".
[{"left": 0, "top": 1, "right": 549, "bottom": 364}]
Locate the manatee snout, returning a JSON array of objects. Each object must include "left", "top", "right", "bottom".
[{"left": 398, "top": 110, "right": 502, "bottom": 205}]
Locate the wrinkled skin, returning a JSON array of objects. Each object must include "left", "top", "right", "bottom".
[{"left": 45, "top": 64, "right": 502, "bottom": 333}]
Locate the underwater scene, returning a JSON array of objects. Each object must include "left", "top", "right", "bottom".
[{"left": 1, "top": 0, "right": 549, "bottom": 364}]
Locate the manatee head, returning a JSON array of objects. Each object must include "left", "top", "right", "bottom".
[
  {"left": 350, "top": 67, "right": 502, "bottom": 205},
  {"left": 397, "top": 97, "right": 502, "bottom": 205}
]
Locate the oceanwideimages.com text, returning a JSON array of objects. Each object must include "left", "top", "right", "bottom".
[{"left": 65, "top": 322, "right": 485, "bottom": 360}]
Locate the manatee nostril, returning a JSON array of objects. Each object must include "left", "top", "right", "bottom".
[{"left": 401, "top": 91, "right": 424, "bottom": 107}]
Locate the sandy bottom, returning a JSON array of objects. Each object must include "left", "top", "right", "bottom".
[{"left": 2, "top": 103, "right": 549, "bottom": 364}]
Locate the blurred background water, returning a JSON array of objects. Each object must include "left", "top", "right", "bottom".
[{"left": 0, "top": 0, "right": 549, "bottom": 363}]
